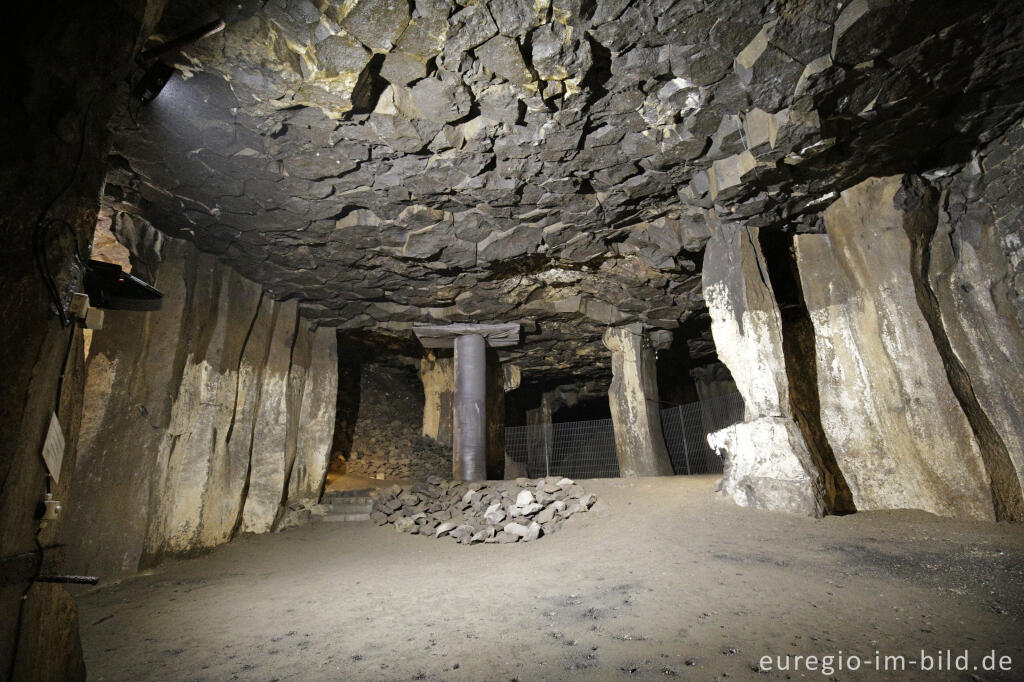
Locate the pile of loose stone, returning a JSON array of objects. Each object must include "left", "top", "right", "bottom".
[
  {"left": 345, "top": 435, "right": 451, "bottom": 481},
  {"left": 371, "top": 476, "right": 596, "bottom": 544}
]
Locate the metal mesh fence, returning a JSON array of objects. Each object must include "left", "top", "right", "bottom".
[
  {"left": 505, "top": 418, "right": 620, "bottom": 479},
  {"left": 659, "top": 392, "right": 745, "bottom": 475},
  {"left": 505, "top": 393, "right": 744, "bottom": 479}
]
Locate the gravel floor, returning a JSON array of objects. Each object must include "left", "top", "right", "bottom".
[{"left": 76, "top": 476, "right": 1024, "bottom": 681}]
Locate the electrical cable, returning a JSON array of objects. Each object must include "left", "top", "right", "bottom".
[
  {"left": 11, "top": 80, "right": 100, "bottom": 682},
  {"left": 31, "top": 95, "right": 97, "bottom": 328}
]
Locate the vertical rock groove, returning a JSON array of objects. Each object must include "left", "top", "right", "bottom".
[
  {"left": 758, "top": 229, "right": 856, "bottom": 515},
  {"left": 899, "top": 178, "right": 1024, "bottom": 522},
  {"left": 231, "top": 300, "right": 279, "bottom": 539}
]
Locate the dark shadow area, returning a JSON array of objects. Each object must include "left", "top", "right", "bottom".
[
  {"left": 656, "top": 331, "right": 700, "bottom": 406},
  {"left": 759, "top": 229, "right": 856, "bottom": 515},
  {"left": 329, "top": 336, "right": 361, "bottom": 476},
  {"left": 552, "top": 396, "right": 611, "bottom": 423}
]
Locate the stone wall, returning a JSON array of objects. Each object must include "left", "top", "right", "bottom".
[
  {"left": 0, "top": 1, "right": 163, "bottom": 678},
  {"left": 343, "top": 360, "right": 452, "bottom": 481},
  {"left": 63, "top": 236, "right": 338, "bottom": 578},
  {"left": 705, "top": 139, "right": 1024, "bottom": 520},
  {"left": 796, "top": 177, "right": 993, "bottom": 520}
]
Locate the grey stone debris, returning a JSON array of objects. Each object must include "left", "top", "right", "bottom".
[
  {"left": 515, "top": 490, "right": 535, "bottom": 506},
  {"left": 371, "top": 477, "right": 597, "bottom": 545}
]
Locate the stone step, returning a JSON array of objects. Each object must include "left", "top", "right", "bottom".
[
  {"left": 324, "top": 503, "right": 374, "bottom": 514},
  {"left": 327, "top": 495, "right": 374, "bottom": 504},
  {"left": 318, "top": 512, "right": 371, "bottom": 522},
  {"left": 321, "top": 493, "right": 374, "bottom": 503}
]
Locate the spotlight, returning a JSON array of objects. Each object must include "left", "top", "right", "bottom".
[
  {"left": 132, "top": 60, "right": 176, "bottom": 105},
  {"left": 83, "top": 260, "right": 164, "bottom": 311},
  {"left": 133, "top": 18, "right": 226, "bottom": 104}
]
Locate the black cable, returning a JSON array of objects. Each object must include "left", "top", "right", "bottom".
[
  {"left": 53, "top": 323, "right": 78, "bottom": 415},
  {"left": 31, "top": 96, "right": 97, "bottom": 327}
]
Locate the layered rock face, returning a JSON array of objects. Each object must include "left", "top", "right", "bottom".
[
  {"left": 603, "top": 325, "right": 674, "bottom": 477},
  {"left": 797, "top": 177, "right": 993, "bottom": 520},
  {"left": 64, "top": 236, "right": 338, "bottom": 577},
  {"left": 707, "top": 158, "right": 1024, "bottom": 521},
  {"left": 702, "top": 226, "right": 826, "bottom": 516}
]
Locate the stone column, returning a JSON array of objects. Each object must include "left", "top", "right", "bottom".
[
  {"left": 794, "top": 175, "right": 996, "bottom": 520},
  {"left": 702, "top": 224, "right": 826, "bottom": 516},
  {"left": 414, "top": 323, "right": 520, "bottom": 481},
  {"left": 454, "top": 333, "right": 487, "bottom": 480},
  {"left": 603, "top": 324, "right": 674, "bottom": 477},
  {"left": 419, "top": 352, "right": 454, "bottom": 447}
]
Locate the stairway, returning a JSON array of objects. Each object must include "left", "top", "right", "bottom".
[{"left": 318, "top": 489, "right": 375, "bottom": 522}]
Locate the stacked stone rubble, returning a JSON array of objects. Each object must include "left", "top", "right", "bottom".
[
  {"left": 371, "top": 477, "right": 596, "bottom": 544},
  {"left": 341, "top": 360, "right": 452, "bottom": 480},
  {"left": 345, "top": 436, "right": 451, "bottom": 481}
]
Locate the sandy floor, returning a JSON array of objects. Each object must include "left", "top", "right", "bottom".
[{"left": 76, "top": 476, "right": 1024, "bottom": 681}]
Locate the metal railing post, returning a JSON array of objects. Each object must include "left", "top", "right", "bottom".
[
  {"left": 544, "top": 422, "right": 551, "bottom": 477},
  {"left": 678, "top": 405, "right": 692, "bottom": 475}
]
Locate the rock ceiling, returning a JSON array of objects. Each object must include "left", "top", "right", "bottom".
[{"left": 103, "top": 0, "right": 1024, "bottom": 385}]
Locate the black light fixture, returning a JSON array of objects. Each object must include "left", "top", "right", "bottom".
[
  {"left": 132, "top": 60, "right": 176, "bottom": 105},
  {"left": 83, "top": 260, "right": 164, "bottom": 311},
  {"left": 133, "top": 18, "right": 226, "bottom": 104}
]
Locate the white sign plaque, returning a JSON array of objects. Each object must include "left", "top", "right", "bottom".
[{"left": 41, "top": 412, "right": 65, "bottom": 483}]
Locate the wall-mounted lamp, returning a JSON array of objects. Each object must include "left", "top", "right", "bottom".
[{"left": 132, "top": 18, "right": 226, "bottom": 104}]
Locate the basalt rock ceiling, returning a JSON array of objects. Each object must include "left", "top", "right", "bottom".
[{"left": 103, "top": 0, "right": 1024, "bottom": 384}]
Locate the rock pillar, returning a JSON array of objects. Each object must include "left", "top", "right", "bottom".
[
  {"left": 602, "top": 324, "right": 674, "bottom": 477},
  {"left": 702, "top": 224, "right": 826, "bottom": 516},
  {"left": 525, "top": 394, "right": 555, "bottom": 477},
  {"left": 419, "top": 352, "right": 454, "bottom": 447},
  {"left": 795, "top": 176, "right": 996, "bottom": 520}
]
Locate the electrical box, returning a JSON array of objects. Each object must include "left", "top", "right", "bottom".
[{"left": 69, "top": 292, "right": 90, "bottom": 319}]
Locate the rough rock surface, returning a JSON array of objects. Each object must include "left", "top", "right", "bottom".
[
  {"left": 370, "top": 476, "right": 595, "bottom": 543},
  {"left": 101, "top": 1, "right": 1024, "bottom": 390},
  {"left": 419, "top": 352, "right": 454, "bottom": 447},
  {"left": 702, "top": 224, "right": 824, "bottom": 516},
  {"left": 925, "top": 125, "right": 1024, "bottom": 521},
  {"left": 64, "top": 235, "right": 339, "bottom": 577},
  {"left": 708, "top": 417, "right": 824, "bottom": 516},
  {"left": 341, "top": 360, "right": 453, "bottom": 480},
  {"left": 0, "top": 1, "right": 165, "bottom": 677},
  {"left": 797, "top": 176, "right": 996, "bottom": 520},
  {"left": 602, "top": 324, "right": 673, "bottom": 477}
]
